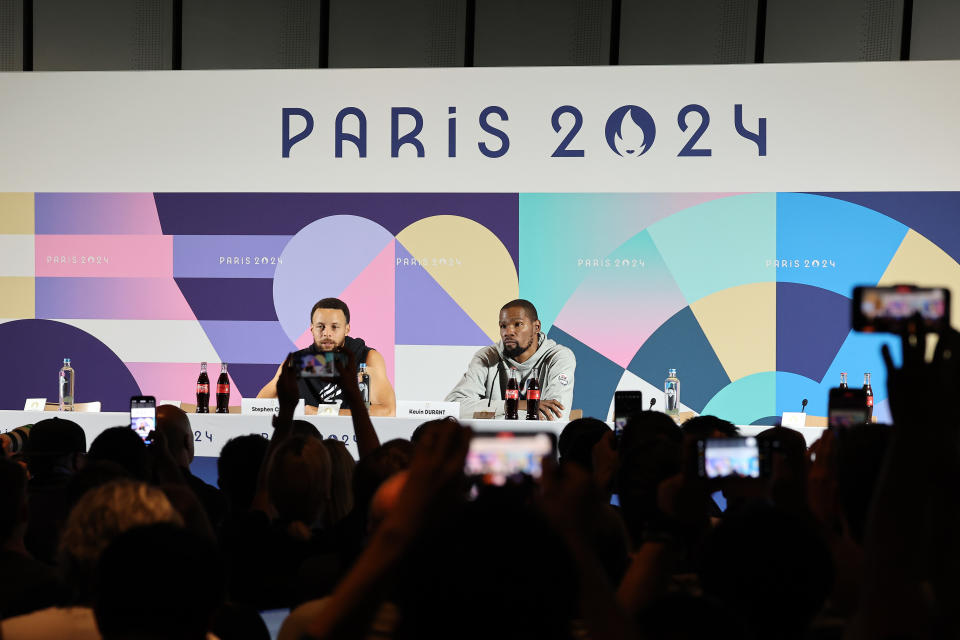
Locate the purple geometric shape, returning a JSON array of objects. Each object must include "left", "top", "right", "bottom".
[
  {"left": 395, "top": 242, "right": 491, "bottom": 346},
  {"left": 154, "top": 193, "right": 520, "bottom": 271},
  {"left": 174, "top": 278, "right": 278, "bottom": 321},
  {"left": 0, "top": 319, "right": 141, "bottom": 411},
  {"left": 225, "top": 363, "right": 283, "bottom": 399},
  {"left": 199, "top": 321, "right": 296, "bottom": 365},
  {"left": 776, "top": 282, "right": 851, "bottom": 383},
  {"left": 173, "top": 235, "right": 292, "bottom": 279},
  {"left": 35, "top": 193, "right": 161, "bottom": 235},
  {"left": 272, "top": 216, "right": 394, "bottom": 343},
  {"left": 811, "top": 192, "right": 960, "bottom": 263}
]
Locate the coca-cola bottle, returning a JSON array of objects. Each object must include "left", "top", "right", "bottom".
[
  {"left": 216, "top": 363, "right": 230, "bottom": 413},
  {"left": 863, "top": 372, "right": 873, "bottom": 423},
  {"left": 839, "top": 371, "right": 848, "bottom": 390},
  {"left": 504, "top": 368, "right": 519, "bottom": 420},
  {"left": 196, "top": 362, "right": 210, "bottom": 413},
  {"left": 525, "top": 373, "right": 541, "bottom": 420}
]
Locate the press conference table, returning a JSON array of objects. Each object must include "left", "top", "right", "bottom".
[{"left": 0, "top": 411, "right": 828, "bottom": 459}]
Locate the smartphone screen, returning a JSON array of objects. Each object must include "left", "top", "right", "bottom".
[
  {"left": 698, "top": 436, "right": 760, "bottom": 479},
  {"left": 465, "top": 432, "right": 555, "bottom": 487},
  {"left": 298, "top": 352, "right": 337, "bottom": 378},
  {"left": 130, "top": 396, "right": 156, "bottom": 443},
  {"left": 853, "top": 285, "right": 949, "bottom": 333},
  {"left": 828, "top": 387, "right": 868, "bottom": 427},
  {"left": 613, "top": 390, "right": 643, "bottom": 436}
]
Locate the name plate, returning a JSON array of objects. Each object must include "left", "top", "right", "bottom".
[
  {"left": 396, "top": 401, "right": 460, "bottom": 419},
  {"left": 24, "top": 398, "right": 47, "bottom": 411},
  {"left": 781, "top": 412, "right": 807, "bottom": 428},
  {"left": 241, "top": 398, "right": 306, "bottom": 416}
]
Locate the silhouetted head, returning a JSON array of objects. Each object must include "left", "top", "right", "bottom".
[
  {"left": 836, "top": 423, "right": 890, "bottom": 544},
  {"left": 699, "top": 502, "right": 834, "bottom": 638},
  {"left": 88, "top": 426, "right": 151, "bottom": 481},
  {"left": 321, "top": 438, "right": 356, "bottom": 525},
  {"left": 0, "top": 457, "right": 28, "bottom": 543},
  {"left": 267, "top": 436, "right": 332, "bottom": 527},
  {"left": 217, "top": 434, "right": 269, "bottom": 514},
  {"left": 157, "top": 404, "right": 194, "bottom": 467},
  {"left": 95, "top": 523, "right": 223, "bottom": 640},
  {"left": 59, "top": 480, "right": 182, "bottom": 601},
  {"left": 558, "top": 417, "right": 611, "bottom": 471},
  {"left": 26, "top": 417, "right": 86, "bottom": 479},
  {"left": 394, "top": 495, "right": 577, "bottom": 640},
  {"left": 682, "top": 415, "right": 739, "bottom": 439}
]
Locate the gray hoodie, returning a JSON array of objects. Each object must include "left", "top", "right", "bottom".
[{"left": 444, "top": 332, "right": 576, "bottom": 419}]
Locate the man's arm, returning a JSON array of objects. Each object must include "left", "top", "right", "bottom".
[
  {"left": 255, "top": 363, "right": 283, "bottom": 399},
  {"left": 364, "top": 350, "right": 396, "bottom": 417},
  {"left": 541, "top": 348, "right": 576, "bottom": 420},
  {"left": 444, "top": 349, "right": 502, "bottom": 418}
]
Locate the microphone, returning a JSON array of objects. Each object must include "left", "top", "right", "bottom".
[
  {"left": 649, "top": 398, "right": 656, "bottom": 410},
  {"left": 800, "top": 398, "right": 808, "bottom": 413}
]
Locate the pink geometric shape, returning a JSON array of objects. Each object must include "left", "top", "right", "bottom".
[
  {"left": 340, "top": 240, "right": 396, "bottom": 385},
  {"left": 125, "top": 362, "right": 242, "bottom": 407},
  {"left": 36, "top": 235, "right": 173, "bottom": 278},
  {"left": 36, "top": 278, "right": 196, "bottom": 320}
]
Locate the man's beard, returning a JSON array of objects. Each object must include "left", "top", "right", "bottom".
[{"left": 503, "top": 338, "right": 533, "bottom": 359}]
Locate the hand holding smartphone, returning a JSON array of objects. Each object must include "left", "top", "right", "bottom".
[
  {"left": 828, "top": 387, "right": 868, "bottom": 427},
  {"left": 853, "top": 285, "right": 949, "bottom": 334},
  {"left": 130, "top": 396, "right": 156, "bottom": 444},
  {"left": 697, "top": 436, "right": 761, "bottom": 479},
  {"left": 464, "top": 431, "right": 556, "bottom": 491},
  {"left": 613, "top": 390, "right": 643, "bottom": 443},
  {"left": 297, "top": 351, "right": 348, "bottom": 379}
]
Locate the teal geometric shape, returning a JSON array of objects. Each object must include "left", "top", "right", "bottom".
[
  {"left": 775, "top": 193, "right": 908, "bottom": 296},
  {"left": 700, "top": 371, "right": 777, "bottom": 426},
  {"left": 648, "top": 193, "right": 776, "bottom": 305},
  {"left": 519, "top": 193, "right": 734, "bottom": 333}
]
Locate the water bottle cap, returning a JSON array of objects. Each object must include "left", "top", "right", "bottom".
[
  {"left": 64, "top": 358, "right": 70, "bottom": 364},
  {"left": 359, "top": 363, "right": 367, "bottom": 370},
  {"left": 668, "top": 368, "right": 677, "bottom": 376}
]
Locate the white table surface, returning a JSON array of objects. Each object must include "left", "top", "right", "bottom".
[{"left": 0, "top": 411, "right": 828, "bottom": 459}]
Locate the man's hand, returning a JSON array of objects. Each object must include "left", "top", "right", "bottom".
[{"left": 538, "top": 399, "right": 565, "bottom": 421}]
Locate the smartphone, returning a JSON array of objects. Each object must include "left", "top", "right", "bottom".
[
  {"left": 613, "top": 391, "right": 643, "bottom": 440},
  {"left": 697, "top": 436, "right": 761, "bottom": 479},
  {"left": 465, "top": 431, "right": 556, "bottom": 488},
  {"left": 828, "top": 387, "right": 868, "bottom": 427},
  {"left": 297, "top": 352, "right": 345, "bottom": 378},
  {"left": 130, "top": 396, "right": 156, "bottom": 444},
  {"left": 852, "top": 285, "right": 949, "bottom": 333}
]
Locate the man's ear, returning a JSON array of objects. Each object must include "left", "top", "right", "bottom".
[
  {"left": 534, "top": 319, "right": 541, "bottom": 334},
  {"left": 345, "top": 322, "right": 351, "bottom": 335}
]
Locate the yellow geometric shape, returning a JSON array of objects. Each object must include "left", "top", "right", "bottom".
[
  {"left": 689, "top": 282, "right": 776, "bottom": 383},
  {"left": 397, "top": 215, "right": 518, "bottom": 342},
  {"left": 0, "top": 194, "right": 34, "bottom": 234},
  {"left": 878, "top": 229, "right": 960, "bottom": 328},
  {"left": 0, "top": 277, "right": 35, "bottom": 318}
]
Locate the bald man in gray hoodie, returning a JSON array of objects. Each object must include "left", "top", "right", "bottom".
[{"left": 445, "top": 299, "right": 576, "bottom": 420}]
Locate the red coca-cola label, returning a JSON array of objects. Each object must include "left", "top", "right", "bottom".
[
  {"left": 505, "top": 389, "right": 519, "bottom": 400},
  {"left": 217, "top": 384, "right": 230, "bottom": 394},
  {"left": 866, "top": 396, "right": 873, "bottom": 407},
  {"left": 196, "top": 383, "right": 209, "bottom": 394},
  {"left": 527, "top": 389, "right": 541, "bottom": 400}
]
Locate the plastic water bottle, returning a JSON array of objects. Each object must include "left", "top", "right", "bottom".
[
  {"left": 664, "top": 368, "right": 680, "bottom": 416},
  {"left": 59, "top": 358, "right": 75, "bottom": 411},
  {"left": 357, "top": 363, "right": 371, "bottom": 407}
]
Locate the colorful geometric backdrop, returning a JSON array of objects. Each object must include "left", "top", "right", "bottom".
[{"left": 1, "top": 192, "right": 958, "bottom": 425}]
